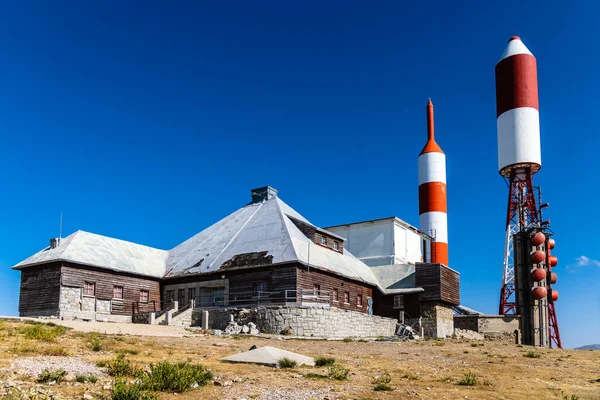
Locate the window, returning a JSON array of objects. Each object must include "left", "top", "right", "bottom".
[
  {"left": 84, "top": 282, "right": 95, "bottom": 296},
  {"left": 333, "top": 288, "right": 339, "bottom": 302},
  {"left": 140, "top": 290, "right": 149, "bottom": 303},
  {"left": 253, "top": 282, "right": 269, "bottom": 297},
  {"left": 166, "top": 290, "right": 175, "bottom": 303},
  {"left": 333, "top": 241, "right": 339, "bottom": 251},
  {"left": 344, "top": 291, "right": 350, "bottom": 303},
  {"left": 357, "top": 294, "right": 363, "bottom": 307},
  {"left": 321, "top": 236, "right": 327, "bottom": 245},
  {"left": 178, "top": 289, "right": 185, "bottom": 305},
  {"left": 113, "top": 286, "right": 123, "bottom": 299},
  {"left": 188, "top": 288, "right": 196, "bottom": 305},
  {"left": 394, "top": 295, "right": 404, "bottom": 309},
  {"left": 313, "top": 284, "right": 320, "bottom": 296}
]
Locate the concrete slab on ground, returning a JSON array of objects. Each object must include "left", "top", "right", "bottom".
[{"left": 221, "top": 346, "right": 315, "bottom": 367}]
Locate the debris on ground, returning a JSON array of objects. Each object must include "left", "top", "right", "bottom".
[
  {"left": 453, "top": 329, "right": 485, "bottom": 341},
  {"left": 10, "top": 357, "right": 105, "bottom": 378}
]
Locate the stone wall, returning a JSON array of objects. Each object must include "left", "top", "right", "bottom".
[
  {"left": 454, "top": 315, "right": 520, "bottom": 333},
  {"left": 193, "top": 306, "right": 397, "bottom": 338},
  {"left": 58, "top": 285, "right": 130, "bottom": 322},
  {"left": 420, "top": 302, "right": 454, "bottom": 338},
  {"left": 96, "top": 300, "right": 111, "bottom": 314}
]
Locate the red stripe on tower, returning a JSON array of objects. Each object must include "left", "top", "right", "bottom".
[
  {"left": 495, "top": 36, "right": 541, "bottom": 176},
  {"left": 418, "top": 99, "right": 448, "bottom": 266}
]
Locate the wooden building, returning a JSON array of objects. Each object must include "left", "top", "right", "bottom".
[{"left": 13, "top": 186, "right": 459, "bottom": 335}]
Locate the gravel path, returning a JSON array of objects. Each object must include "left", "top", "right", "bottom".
[{"left": 10, "top": 356, "right": 105, "bottom": 377}]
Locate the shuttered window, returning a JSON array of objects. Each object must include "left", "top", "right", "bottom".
[
  {"left": 84, "top": 282, "right": 95, "bottom": 296},
  {"left": 113, "top": 286, "right": 123, "bottom": 299}
]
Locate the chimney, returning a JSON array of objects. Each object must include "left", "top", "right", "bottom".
[
  {"left": 50, "top": 238, "right": 60, "bottom": 249},
  {"left": 250, "top": 186, "right": 278, "bottom": 204}
]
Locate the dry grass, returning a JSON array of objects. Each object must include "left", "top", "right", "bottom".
[{"left": 0, "top": 319, "right": 598, "bottom": 399}]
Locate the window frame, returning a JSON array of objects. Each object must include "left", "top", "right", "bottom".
[
  {"left": 333, "top": 288, "right": 339, "bottom": 302},
  {"left": 83, "top": 281, "right": 95, "bottom": 297},
  {"left": 320, "top": 236, "right": 327, "bottom": 245},
  {"left": 344, "top": 291, "right": 350, "bottom": 304},
  {"left": 393, "top": 295, "right": 405, "bottom": 309},
  {"left": 333, "top": 241, "right": 339, "bottom": 251},
  {"left": 166, "top": 290, "right": 175, "bottom": 303},
  {"left": 139, "top": 290, "right": 149, "bottom": 303},
  {"left": 313, "top": 284, "right": 320, "bottom": 296},
  {"left": 113, "top": 285, "right": 123, "bottom": 300},
  {"left": 357, "top": 294, "right": 363, "bottom": 307},
  {"left": 253, "top": 282, "right": 269, "bottom": 298},
  {"left": 188, "top": 287, "right": 196, "bottom": 305}
]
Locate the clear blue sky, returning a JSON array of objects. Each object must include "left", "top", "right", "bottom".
[{"left": 0, "top": 1, "right": 598, "bottom": 348}]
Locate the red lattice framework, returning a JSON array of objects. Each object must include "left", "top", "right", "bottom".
[{"left": 498, "top": 168, "right": 562, "bottom": 348}]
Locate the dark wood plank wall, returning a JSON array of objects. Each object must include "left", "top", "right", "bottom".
[
  {"left": 18, "top": 263, "right": 61, "bottom": 316},
  {"left": 372, "top": 291, "right": 421, "bottom": 319},
  {"left": 415, "top": 263, "right": 460, "bottom": 306},
  {"left": 415, "top": 263, "right": 442, "bottom": 302},
  {"left": 61, "top": 263, "right": 161, "bottom": 314},
  {"left": 296, "top": 265, "right": 373, "bottom": 313},
  {"left": 163, "top": 264, "right": 298, "bottom": 304},
  {"left": 288, "top": 218, "right": 344, "bottom": 253},
  {"left": 228, "top": 265, "right": 297, "bottom": 295},
  {"left": 440, "top": 266, "right": 460, "bottom": 305}
]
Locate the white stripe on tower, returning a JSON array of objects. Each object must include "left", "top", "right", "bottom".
[
  {"left": 418, "top": 99, "right": 448, "bottom": 266},
  {"left": 495, "top": 36, "right": 541, "bottom": 177}
]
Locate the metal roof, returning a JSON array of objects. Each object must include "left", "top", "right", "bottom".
[
  {"left": 12, "top": 230, "right": 168, "bottom": 279},
  {"left": 166, "top": 196, "right": 379, "bottom": 286},
  {"left": 12, "top": 191, "right": 414, "bottom": 291}
]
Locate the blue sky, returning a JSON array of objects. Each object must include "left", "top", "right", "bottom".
[{"left": 0, "top": 1, "right": 598, "bottom": 348}]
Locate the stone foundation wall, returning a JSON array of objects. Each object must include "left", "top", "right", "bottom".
[
  {"left": 58, "top": 285, "right": 130, "bottom": 323},
  {"left": 96, "top": 300, "right": 111, "bottom": 314},
  {"left": 193, "top": 306, "right": 397, "bottom": 338},
  {"left": 454, "top": 315, "right": 520, "bottom": 334},
  {"left": 420, "top": 302, "right": 454, "bottom": 338}
]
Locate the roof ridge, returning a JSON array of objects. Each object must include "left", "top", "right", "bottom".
[
  {"left": 71, "top": 230, "right": 167, "bottom": 252},
  {"left": 205, "top": 202, "right": 265, "bottom": 270},
  {"left": 275, "top": 198, "right": 301, "bottom": 263},
  {"left": 168, "top": 206, "right": 255, "bottom": 273}
]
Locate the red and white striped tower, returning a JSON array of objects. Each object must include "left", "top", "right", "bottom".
[
  {"left": 418, "top": 99, "right": 448, "bottom": 266},
  {"left": 495, "top": 36, "right": 561, "bottom": 347},
  {"left": 496, "top": 36, "right": 541, "bottom": 315}
]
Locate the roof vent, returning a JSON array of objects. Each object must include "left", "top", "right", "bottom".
[
  {"left": 250, "top": 186, "right": 278, "bottom": 204},
  {"left": 49, "top": 238, "right": 61, "bottom": 249}
]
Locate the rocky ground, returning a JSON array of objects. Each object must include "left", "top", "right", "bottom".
[{"left": 0, "top": 318, "right": 598, "bottom": 399}]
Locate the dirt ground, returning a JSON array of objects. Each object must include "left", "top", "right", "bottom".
[{"left": 0, "top": 318, "right": 598, "bottom": 400}]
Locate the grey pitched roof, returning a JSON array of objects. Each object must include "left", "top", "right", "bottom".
[
  {"left": 369, "top": 263, "right": 424, "bottom": 295},
  {"left": 12, "top": 195, "right": 380, "bottom": 287},
  {"left": 165, "top": 196, "right": 379, "bottom": 286},
  {"left": 12, "top": 230, "right": 168, "bottom": 279}
]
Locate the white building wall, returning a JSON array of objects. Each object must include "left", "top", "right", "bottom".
[
  {"left": 394, "top": 222, "right": 429, "bottom": 264},
  {"left": 327, "top": 218, "right": 428, "bottom": 268}
]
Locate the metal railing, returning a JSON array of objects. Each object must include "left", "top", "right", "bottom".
[
  {"left": 154, "top": 301, "right": 175, "bottom": 319},
  {"left": 190, "top": 289, "right": 332, "bottom": 309},
  {"left": 172, "top": 300, "right": 194, "bottom": 318}
]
